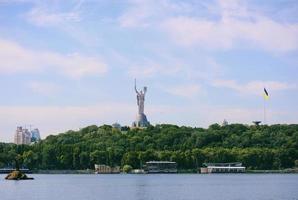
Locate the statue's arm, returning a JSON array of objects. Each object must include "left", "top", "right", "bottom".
[
  {"left": 135, "top": 87, "right": 139, "bottom": 94},
  {"left": 134, "top": 79, "right": 140, "bottom": 94}
]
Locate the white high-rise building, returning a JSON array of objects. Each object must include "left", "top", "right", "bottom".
[{"left": 14, "top": 127, "right": 31, "bottom": 145}]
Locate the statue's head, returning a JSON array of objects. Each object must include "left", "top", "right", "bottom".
[{"left": 144, "top": 87, "right": 147, "bottom": 93}]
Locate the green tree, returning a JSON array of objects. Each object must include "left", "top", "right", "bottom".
[
  {"left": 23, "top": 150, "right": 38, "bottom": 169},
  {"left": 79, "top": 152, "right": 90, "bottom": 169},
  {"left": 122, "top": 165, "right": 132, "bottom": 173}
]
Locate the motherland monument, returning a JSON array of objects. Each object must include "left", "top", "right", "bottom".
[{"left": 132, "top": 79, "right": 150, "bottom": 128}]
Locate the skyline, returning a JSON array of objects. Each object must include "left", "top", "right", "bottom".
[{"left": 0, "top": 0, "right": 298, "bottom": 142}]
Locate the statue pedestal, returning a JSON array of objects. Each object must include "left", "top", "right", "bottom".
[{"left": 132, "top": 113, "right": 150, "bottom": 128}]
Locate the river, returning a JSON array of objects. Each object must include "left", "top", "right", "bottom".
[{"left": 0, "top": 174, "right": 297, "bottom": 200}]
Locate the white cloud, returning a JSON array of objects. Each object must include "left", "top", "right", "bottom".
[
  {"left": 1, "top": 101, "right": 297, "bottom": 142},
  {"left": 24, "top": 0, "right": 83, "bottom": 27},
  {"left": 162, "top": 84, "right": 203, "bottom": 98},
  {"left": 0, "top": 103, "right": 181, "bottom": 142},
  {"left": 118, "top": 0, "right": 193, "bottom": 28},
  {"left": 163, "top": 15, "right": 298, "bottom": 52},
  {"left": 26, "top": 7, "right": 81, "bottom": 27},
  {"left": 128, "top": 61, "right": 181, "bottom": 78},
  {"left": 0, "top": 39, "right": 108, "bottom": 78},
  {"left": 0, "top": 104, "right": 131, "bottom": 142},
  {"left": 148, "top": 103, "right": 298, "bottom": 128},
  {"left": 28, "top": 81, "right": 60, "bottom": 96},
  {"left": 161, "top": 0, "right": 298, "bottom": 52},
  {"left": 211, "top": 79, "right": 296, "bottom": 96},
  {"left": 23, "top": 1, "right": 103, "bottom": 47},
  {"left": 117, "top": 0, "right": 298, "bottom": 52},
  {"left": 118, "top": 0, "right": 152, "bottom": 28}
]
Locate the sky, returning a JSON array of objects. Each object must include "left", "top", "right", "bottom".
[{"left": 0, "top": 0, "right": 298, "bottom": 142}]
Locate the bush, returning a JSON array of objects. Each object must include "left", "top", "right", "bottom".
[
  {"left": 122, "top": 165, "right": 132, "bottom": 173},
  {"left": 295, "top": 160, "right": 298, "bottom": 168}
]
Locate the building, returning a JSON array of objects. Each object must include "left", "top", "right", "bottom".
[
  {"left": 14, "top": 127, "right": 31, "bottom": 145},
  {"left": 14, "top": 126, "right": 41, "bottom": 145},
  {"left": 200, "top": 162, "right": 246, "bottom": 173},
  {"left": 145, "top": 161, "right": 177, "bottom": 173},
  {"left": 131, "top": 169, "right": 146, "bottom": 174},
  {"left": 253, "top": 121, "right": 262, "bottom": 126},
  {"left": 222, "top": 119, "right": 228, "bottom": 126},
  {"left": 112, "top": 123, "right": 121, "bottom": 130},
  {"left": 31, "top": 128, "right": 41, "bottom": 142},
  {"left": 94, "top": 164, "right": 120, "bottom": 174}
]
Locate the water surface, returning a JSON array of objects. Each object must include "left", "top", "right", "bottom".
[{"left": 1, "top": 174, "right": 297, "bottom": 200}]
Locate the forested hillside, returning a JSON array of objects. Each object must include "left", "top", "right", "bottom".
[{"left": 1, "top": 124, "right": 297, "bottom": 170}]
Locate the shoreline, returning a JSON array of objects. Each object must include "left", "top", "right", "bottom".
[{"left": 30, "top": 169, "right": 298, "bottom": 174}]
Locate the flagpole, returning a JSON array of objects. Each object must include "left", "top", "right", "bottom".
[
  {"left": 263, "top": 96, "right": 266, "bottom": 124},
  {"left": 263, "top": 88, "right": 269, "bottom": 125}
]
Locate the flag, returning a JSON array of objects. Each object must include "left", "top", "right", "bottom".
[{"left": 263, "top": 88, "right": 269, "bottom": 100}]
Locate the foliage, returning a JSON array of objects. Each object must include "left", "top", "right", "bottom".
[
  {"left": 0, "top": 124, "right": 297, "bottom": 170},
  {"left": 122, "top": 165, "right": 132, "bottom": 173}
]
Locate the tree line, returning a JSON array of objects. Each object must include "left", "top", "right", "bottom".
[{"left": 0, "top": 124, "right": 297, "bottom": 170}]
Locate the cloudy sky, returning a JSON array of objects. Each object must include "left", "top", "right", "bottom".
[{"left": 0, "top": 0, "right": 298, "bottom": 142}]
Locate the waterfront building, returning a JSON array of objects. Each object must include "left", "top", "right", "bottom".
[
  {"left": 131, "top": 169, "right": 146, "bottom": 174},
  {"left": 200, "top": 162, "right": 246, "bottom": 173},
  {"left": 94, "top": 164, "right": 120, "bottom": 174},
  {"left": 14, "top": 127, "right": 31, "bottom": 145},
  {"left": 145, "top": 161, "right": 177, "bottom": 173}
]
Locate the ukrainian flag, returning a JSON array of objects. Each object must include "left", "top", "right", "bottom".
[{"left": 263, "top": 88, "right": 269, "bottom": 100}]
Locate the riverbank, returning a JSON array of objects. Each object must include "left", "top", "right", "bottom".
[
  {"left": 246, "top": 168, "right": 298, "bottom": 173},
  {"left": 33, "top": 170, "right": 95, "bottom": 174},
  {"left": 31, "top": 168, "right": 298, "bottom": 174}
]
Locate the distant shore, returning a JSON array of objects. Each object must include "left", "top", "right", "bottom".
[
  {"left": 32, "top": 170, "right": 95, "bottom": 174},
  {"left": 31, "top": 168, "right": 298, "bottom": 174},
  {"left": 246, "top": 168, "right": 298, "bottom": 173}
]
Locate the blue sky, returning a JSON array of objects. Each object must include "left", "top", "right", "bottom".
[{"left": 0, "top": 0, "right": 298, "bottom": 142}]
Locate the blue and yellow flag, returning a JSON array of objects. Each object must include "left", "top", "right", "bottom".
[{"left": 263, "top": 88, "right": 269, "bottom": 100}]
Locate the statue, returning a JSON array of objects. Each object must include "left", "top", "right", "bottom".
[
  {"left": 135, "top": 79, "right": 147, "bottom": 115},
  {"left": 132, "top": 79, "right": 150, "bottom": 128}
]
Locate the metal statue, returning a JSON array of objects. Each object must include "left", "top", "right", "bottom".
[
  {"left": 135, "top": 79, "right": 147, "bottom": 115},
  {"left": 132, "top": 79, "right": 150, "bottom": 128}
]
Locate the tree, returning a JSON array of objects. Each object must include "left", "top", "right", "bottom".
[
  {"left": 42, "top": 146, "right": 57, "bottom": 169},
  {"left": 123, "top": 165, "right": 132, "bottom": 173},
  {"left": 23, "top": 150, "right": 38, "bottom": 169},
  {"left": 122, "top": 152, "right": 139, "bottom": 168},
  {"left": 79, "top": 152, "right": 90, "bottom": 169},
  {"left": 0, "top": 124, "right": 297, "bottom": 170}
]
